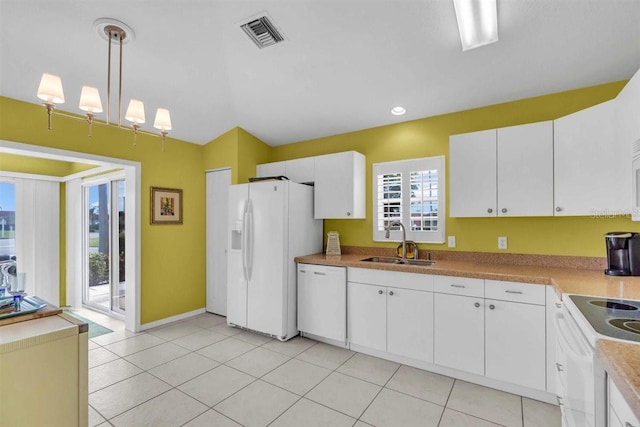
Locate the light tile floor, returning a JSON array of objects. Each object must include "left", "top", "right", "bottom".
[{"left": 76, "top": 309, "right": 561, "bottom": 427}]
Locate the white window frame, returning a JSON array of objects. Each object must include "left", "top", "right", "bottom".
[{"left": 372, "top": 156, "right": 445, "bottom": 244}]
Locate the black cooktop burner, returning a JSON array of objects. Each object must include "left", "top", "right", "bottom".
[
  {"left": 568, "top": 295, "right": 640, "bottom": 342},
  {"left": 589, "top": 300, "right": 639, "bottom": 311}
]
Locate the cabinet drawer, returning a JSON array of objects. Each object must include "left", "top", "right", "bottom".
[
  {"left": 433, "top": 275, "right": 484, "bottom": 297},
  {"left": 485, "top": 280, "right": 545, "bottom": 305},
  {"left": 348, "top": 267, "right": 433, "bottom": 292}
]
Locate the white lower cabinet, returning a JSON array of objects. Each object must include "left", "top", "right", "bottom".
[
  {"left": 387, "top": 287, "right": 434, "bottom": 362},
  {"left": 348, "top": 281, "right": 387, "bottom": 352},
  {"left": 485, "top": 299, "right": 546, "bottom": 390},
  {"left": 297, "top": 264, "right": 347, "bottom": 342},
  {"left": 347, "top": 268, "right": 434, "bottom": 362},
  {"left": 433, "top": 293, "right": 485, "bottom": 375},
  {"left": 608, "top": 377, "right": 640, "bottom": 427}
]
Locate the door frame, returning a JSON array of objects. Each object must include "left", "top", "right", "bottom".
[
  {"left": 205, "top": 167, "right": 231, "bottom": 315},
  {"left": 0, "top": 139, "right": 142, "bottom": 332},
  {"left": 81, "top": 171, "right": 127, "bottom": 317}
]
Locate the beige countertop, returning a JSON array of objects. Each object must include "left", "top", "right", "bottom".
[{"left": 296, "top": 252, "right": 640, "bottom": 416}]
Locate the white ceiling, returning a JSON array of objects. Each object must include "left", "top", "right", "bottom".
[{"left": 1, "top": 0, "right": 640, "bottom": 147}]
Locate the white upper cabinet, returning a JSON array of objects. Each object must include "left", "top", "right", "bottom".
[
  {"left": 554, "top": 99, "right": 628, "bottom": 216},
  {"left": 314, "top": 151, "right": 366, "bottom": 219},
  {"left": 450, "top": 122, "right": 553, "bottom": 217},
  {"left": 618, "top": 67, "right": 640, "bottom": 153},
  {"left": 256, "top": 161, "right": 286, "bottom": 178},
  {"left": 256, "top": 151, "right": 365, "bottom": 219},
  {"left": 256, "top": 158, "right": 314, "bottom": 183},
  {"left": 449, "top": 129, "right": 497, "bottom": 217},
  {"left": 497, "top": 121, "right": 554, "bottom": 216},
  {"left": 285, "top": 157, "right": 315, "bottom": 184}
]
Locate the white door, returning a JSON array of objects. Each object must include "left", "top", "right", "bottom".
[
  {"left": 387, "top": 287, "right": 434, "bottom": 363},
  {"left": 434, "top": 293, "right": 484, "bottom": 375},
  {"left": 206, "top": 169, "right": 230, "bottom": 315},
  {"left": 348, "top": 281, "right": 387, "bottom": 351},
  {"left": 485, "top": 299, "right": 546, "bottom": 390},
  {"left": 449, "top": 129, "right": 497, "bottom": 217},
  {"left": 246, "top": 181, "right": 287, "bottom": 336},
  {"left": 497, "top": 121, "right": 554, "bottom": 216},
  {"left": 226, "top": 184, "right": 249, "bottom": 328}
]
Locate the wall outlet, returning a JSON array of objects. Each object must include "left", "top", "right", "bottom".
[
  {"left": 448, "top": 236, "right": 456, "bottom": 248},
  {"left": 498, "top": 236, "right": 508, "bottom": 250}
]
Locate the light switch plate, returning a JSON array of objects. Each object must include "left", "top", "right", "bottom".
[
  {"left": 498, "top": 236, "right": 508, "bottom": 250},
  {"left": 448, "top": 236, "right": 456, "bottom": 248}
]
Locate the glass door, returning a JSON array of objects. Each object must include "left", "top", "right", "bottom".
[{"left": 83, "top": 176, "right": 126, "bottom": 315}]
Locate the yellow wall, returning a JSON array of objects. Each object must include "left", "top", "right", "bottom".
[
  {"left": 0, "top": 153, "right": 97, "bottom": 176},
  {"left": 0, "top": 96, "right": 206, "bottom": 324},
  {"left": 270, "top": 81, "right": 636, "bottom": 257},
  {"left": 1, "top": 79, "right": 636, "bottom": 324}
]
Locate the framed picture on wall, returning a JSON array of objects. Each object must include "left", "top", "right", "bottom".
[{"left": 150, "top": 187, "right": 183, "bottom": 224}]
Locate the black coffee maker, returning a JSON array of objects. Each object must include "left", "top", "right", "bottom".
[{"left": 605, "top": 232, "right": 640, "bottom": 276}]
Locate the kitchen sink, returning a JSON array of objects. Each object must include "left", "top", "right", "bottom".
[{"left": 361, "top": 256, "right": 435, "bottom": 267}]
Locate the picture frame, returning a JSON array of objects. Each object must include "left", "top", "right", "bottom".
[{"left": 150, "top": 187, "right": 183, "bottom": 225}]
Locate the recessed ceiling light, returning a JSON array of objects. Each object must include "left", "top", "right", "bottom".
[{"left": 391, "top": 106, "right": 406, "bottom": 116}]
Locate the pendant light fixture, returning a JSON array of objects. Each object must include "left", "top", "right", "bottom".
[{"left": 36, "top": 18, "right": 172, "bottom": 151}]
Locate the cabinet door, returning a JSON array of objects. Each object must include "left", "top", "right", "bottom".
[
  {"left": 449, "top": 129, "right": 497, "bottom": 217},
  {"left": 315, "top": 151, "right": 365, "bottom": 219},
  {"left": 297, "top": 264, "right": 346, "bottom": 342},
  {"left": 485, "top": 299, "right": 546, "bottom": 390},
  {"left": 434, "top": 293, "right": 484, "bottom": 375},
  {"left": 497, "top": 121, "right": 553, "bottom": 216},
  {"left": 348, "top": 281, "right": 386, "bottom": 351},
  {"left": 554, "top": 100, "right": 627, "bottom": 215},
  {"left": 256, "top": 161, "right": 286, "bottom": 178},
  {"left": 286, "top": 157, "right": 315, "bottom": 184},
  {"left": 387, "top": 287, "right": 434, "bottom": 362}
]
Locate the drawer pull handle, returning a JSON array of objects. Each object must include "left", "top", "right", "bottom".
[
  {"left": 450, "top": 284, "right": 466, "bottom": 288},
  {"left": 313, "top": 272, "right": 326, "bottom": 276},
  {"left": 378, "top": 290, "right": 384, "bottom": 295},
  {"left": 489, "top": 304, "right": 496, "bottom": 310},
  {"left": 556, "top": 363, "right": 563, "bottom": 372},
  {"left": 556, "top": 396, "right": 563, "bottom": 406},
  {"left": 300, "top": 270, "right": 306, "bottom": 273},
  {"left": 474, "top": 302, "right": 480, "bottom": 308},
  {"left": 505, "top": 290, "right": 523, "bottom": 294}
]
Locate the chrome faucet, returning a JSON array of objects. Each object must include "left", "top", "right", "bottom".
[{"left": 385, "top": 220, "right": 406, "bottom": 260}]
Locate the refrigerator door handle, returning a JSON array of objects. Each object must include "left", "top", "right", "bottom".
[
  {"left": 246, "top": 202, "right": 254, "bottom": 281},
  {"left": 241, "top": 200, "right": 249, "bottom": 281}
]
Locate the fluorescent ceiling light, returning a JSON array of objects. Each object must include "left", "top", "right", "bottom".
[{"left": 453, "top": 0, "right": 498, "bottom": 51}]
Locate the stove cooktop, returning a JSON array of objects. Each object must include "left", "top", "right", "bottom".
[{"left": 568, "top": 295, "right": 640, "bottom": 343}]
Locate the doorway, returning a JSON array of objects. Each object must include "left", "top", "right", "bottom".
[
  {"left": 82, "top": 174, "right": 126, "bottom": 316},
  {"left": 0, "top": 139, "right": 141, "bottom": 332}
]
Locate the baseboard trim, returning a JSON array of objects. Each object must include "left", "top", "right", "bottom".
[{"left": 139, "top": 308, "right": 206, "bottom": 330}]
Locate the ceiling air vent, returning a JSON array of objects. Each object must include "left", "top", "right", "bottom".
[{"left": 241, "top": 15, "right": 285, "bottom": 49}]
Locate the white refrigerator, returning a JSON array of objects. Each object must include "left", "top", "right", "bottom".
[{"left": 226, "top": 179, "right": 322, "bottom": 341}]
